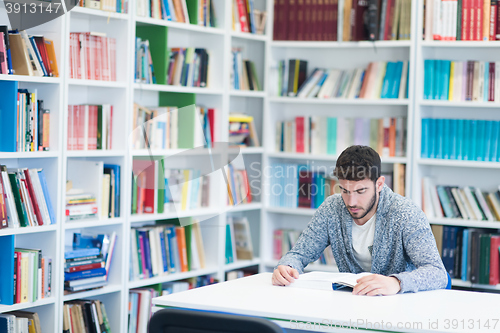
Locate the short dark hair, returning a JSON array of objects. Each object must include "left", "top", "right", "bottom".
[{"left": 334, "top": 145, "right": 381, "bottom": 182}]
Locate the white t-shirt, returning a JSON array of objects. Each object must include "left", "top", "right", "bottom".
[{"left": 351, "top": 215, "right": 376, "bottom": 272}]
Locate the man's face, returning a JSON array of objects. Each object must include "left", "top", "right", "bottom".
[{"left": 338, "top": 178, "right": 381, "bottom": 222}]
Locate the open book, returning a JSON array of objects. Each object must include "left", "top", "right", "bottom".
[{"left": 287, "top": 271, "right": 372, "bottom": 291}]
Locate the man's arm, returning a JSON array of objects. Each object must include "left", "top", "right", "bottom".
[
  {"left": 276, "top": 197, "right": 333, "bottom": 273},
  {"left": 390, "top": 210, "right": 448, "bottom": 293}
]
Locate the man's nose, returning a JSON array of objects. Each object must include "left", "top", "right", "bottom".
[{"left": 347, "top": 194, "right": 357, "bottom": 207}]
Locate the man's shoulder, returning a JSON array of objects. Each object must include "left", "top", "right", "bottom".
[{"left": 380, "top": 188, "right": 425, "bottom": 221}]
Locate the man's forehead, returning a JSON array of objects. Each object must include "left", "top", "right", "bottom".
[{"left": 338, "top": 179, "right": 373, "bottom": 190}]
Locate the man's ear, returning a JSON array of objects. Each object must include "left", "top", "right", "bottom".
[{"left": 376, "top": 176, "right": 385, "bottom": 192}]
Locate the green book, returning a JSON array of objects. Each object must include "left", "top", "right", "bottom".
[
  {"left": 478, "top": 233, "right": 491, "bottom": 285},
  {"left": 8, "top": 173, "right": 28, "bottom": 227},
  {"left": 131, "top": 174, "right": 137, "bottom": 214},
  {"left": 326, "top": 117, "right": 337, "bottom": 155},
  {"left": 185, "top": 0, "right": 199, "bottom": 25},
  {"left": 184, "top": 222, "right": 193, "bottom": 271},
  {"left": 369, "top": 118, "right": 379, "bottom": 151},
  {"left": 100, "top": 302, "right": 112, "bottom": 333},
  {"left": 136, "top": 26, "right": 168, "bottom": 84},
  {"left": 157, "top": 160, "right": 165, "bottom": 214},
  {"left": 249, "top": 61, "right": 261, "bottom": 91},
  {"left": 225, "top": 223, "right": 233, "bottom": 264}
]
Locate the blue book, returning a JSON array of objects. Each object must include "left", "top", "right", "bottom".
[
  {"left": 468, "top": 120, "right": 477, "bottom": 161},
  {"left": 38, "top": 169, "right": 56, "bottom": 225},
  {"left": 490, "top": 121, "right": 500, "bottom": 162},
  {"left": 462, "top": 120, "right": 470, "bottom": 160},
  {"left": 129, "top": 293, "right": 139, "bottom": 333},
  {"left": 435, "top": 119, "right": 444, "bottom": 159},
  {"left": 159, "top": 228, "right": 169, "bottom": 274},
  {"left": 405, "top": 61, "right": 410, "bottom": 98},
  {"left": 165, "top": 227, "right": 177, "bottom": 273},
  {"left": 64, "top": 247, "right": 100, "bottom": 260},
  {"left": 475, "top": 120, "right": 486, "bottom": 161},
  {"left": 104, "top": 164, "right": 120, "bottom": 218},
  {"left": 141, "top": 230, "right": 153, "bottom": 278},
  {"left": 29, "top": 37, "right": 47, "bottom": 76},
  {"left": 424, "top": 60, "right": 433, "bottom": 99},
  {"left": 442, "top": 226, "right": 450, "bottom": 273},
  {"left": 73, "top": 233, "right": 104, "bottom": 251},
  {"left": 456, "top": 119, "right": 465, "bottom": 160},
  {"left": 391, "top": 61, "right": 403, "bottom": 98},
  {"left": 441, "top": 60, "right": 451, "bottom": 100},
  {"left": 421, "top": 119, "right": 430, "bottom": 158},
  {"left": 327, "top": 118, "right": 337, "bottom": 155},
  {"left": 162, "top": 0, "right": 171, "bottom": 20},
  {"left": 484, "top": 62, "right": 489, "bottom": 102},
  {"left": 461, "top": 229, "right": 470, "bottom": 281},
  {"left": 0, "top": 81, "right": 18, "bottom": 152},
  {"left": 437, "top": 186, "right": 454, "bottom": 218},
  {"left": 447, "top": 227, "right": 458, "bottom": 276},
  {"left": 484, "top": 121, "right": 493, "bottom": 161},
  {"left": 429, "top": 118, "right": 436, "bottom": 158},
  {"left": 310, "top": 172, "right": 317, "bottom": 209},
  {"left": 0, "top": 235, "right": 14, "bottom": 305},
  {"left": 64, "top": 267, "right": 107, "bottom": 281},
  {"left": 380, "top": 62, "right": 393, "bottom": 98},
  {"left": 248, "top": 0, "right": 257, "bottom": 33},
  {"left": 443, "top": 119, "right": 451, "bottom": 159},
  {"left": 433, "top": 60, "right": 441, "bottom": 100},
  {"left": 449, "top": 119, "right": 458, "bottom": 160}
]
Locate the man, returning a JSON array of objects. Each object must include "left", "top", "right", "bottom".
[{"left": 272, "top": 145, "right": 448, "bottom": 295}]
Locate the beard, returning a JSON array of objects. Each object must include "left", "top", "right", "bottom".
[{"left": 347, "top": 190, "right": 377, "bottom": 221}]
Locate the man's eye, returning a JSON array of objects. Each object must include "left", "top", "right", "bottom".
[{"left": 357, "top": 190, "right": 366, "bottom": 194}]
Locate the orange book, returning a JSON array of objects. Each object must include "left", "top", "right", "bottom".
[
  {"left": 358, "top": 62, "right": 373, "bottom": 98},
  {"left": 377, "top": 119, "right": 384, "bottom": 156},
  {"left": 175, "top": 227, "right": 189, "bottom": 272},
  {"left": 389, "top": 118, "right": 397, "bottom": 157}
]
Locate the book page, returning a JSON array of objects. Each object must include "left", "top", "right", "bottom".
[{"left": 287, "top": 271, "right": 372, "bottom": 291}]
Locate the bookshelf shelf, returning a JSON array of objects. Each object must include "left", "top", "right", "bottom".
[
  {"left": 270, "top": 40, "right": 412, "bottom": 49},
  {"left": 420, "top": 41, "right": 500, "bottom": 48},
  {"left": 68, "top": 79, "right": 128, "bottom": 89},
  {"left": 0, "top": 152, "right": 59, "bottom": 159},
  {"left": 419, "top": 100, "right": 500, "bottom": 108},
  {"left": 65, "top": 150, "right": 127, "bottom": 157},
  {"left": 132, "top": 148, "right": 215, "bottom": 157},
  {"left": 451, "top": 279, "right": 500, "bottom": 290},
  {"left": 230, "top": 90, "right": 266, "bottom": 98},
  {"left": 127, "top": 267, "right": 219, "bottom": 289},
  {"left": 417, "top": 159, "right": 500, "bottom": 169},
  {"left": 267, "top": 152, "right": 408, "bottom": 164},
  {"left": 224, "top": 258, "right": 261, "bottom": 271},
  {"left": 134, "top": 17, "right": 226, "bottom": 35},
  {"left": 0, "top": 297, "right": 56, "bottom": 314},
  {"left": 62, "top": 284, "right": 122, "bottom": 302},
  {"left": 230, "top": 31, "right": 268, "bottom": 42},
  {"left": 0, "top": 74, "right": 62, "bottom": 84},
  {"left": 133, "top": 83, "right": 223, "bottom": 95},
  {"left": 226, "top": 202, "right": 262, "bottom": 212},
  {"left": 237, "top": 147, "right": 264, "bottom": 154},
  {"left": 63, "top": 218, "right": 125, "bottom": 230},
  {"left": 268, "top": 96, "right": 409, "bottom": 106},
  {"left": 69, "top": 7, "right": 130, "bottom": 20},
  {"left": 428, "top": 218, "right": 500, "bottom": 229},
  {"left": 266, "top": 207, "right": 316, "bottom": 216},
  {"left": 0, "top": 224, "right": 58, "bottom": 236},
  {"left": 129, "top": 207, "right": 221, "bottom": 223}
]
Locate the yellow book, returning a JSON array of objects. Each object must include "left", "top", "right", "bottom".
[
  {"left": 20, "top": 255, "right": 29, "bottom": 303},
  {"left": 181, "top": 170, "right": 191, "bottom": 210},
  {"left": 229, "top": 115, "right": 253, "bottom": 123},
  {"left": 293, "top": 60, "right": 300, "bottom": 95},
  {"left": 449, "top": 62, "right": 455, "bottom": 101}
]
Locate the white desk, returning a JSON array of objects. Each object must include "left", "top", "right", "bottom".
[{"left": 152, "top": 273, "right": 500, "bottom": 333}]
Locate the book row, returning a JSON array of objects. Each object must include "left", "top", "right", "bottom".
[
  {"left": 128, "top": 275, "right": 217, "bottom": 333},
  {"left": 424, "top": 0, "right": 500, "bottom": 41},
  {"left": 276, "top": 117, "right": 407, "bottom": 158},
  {"left": 225, "top": 216, "right": 254, "bottom": 264},
  {"left": 69, "top": 33, "right": 117, "bottom": 81},
  {"left": 131, "top": 104, "right": 214, "bottom": 150},
  {"left": 271, "top": 60, "right": 409, "bottom": 100},
  {"left": 0, "top": 28, "right": 58, "bottom": 77},
  {"left": 231, "top": 48, "right": 261, "bottom": 91},
  {"left": 63, "top": 299, "right": 112, "bottom": 333},
  {"left": 228, "top": 113, "right": 260, "bottom": 147},
  {"left": 432, "top": 225, "right": 500, "bottom": 285},
  {"left": 0, "top": 83, "right": 50, "bottom": 152},
  {"left": 343, "top": 0, "right": 412, "bottom": 41},
  {"left": 0, "top": 166, "right": 55, "bottom": 229},
  {"left": 132, "top": 161, "right": 210, "bottom": 214},
  {"left": 226, "top": 165, "right": 252, "bottom": 206},
  {"left": 129, "top": 220, "right": 205, "bottom": 280},
  {"left": 137, "top": 0, "right": 216, "bottom": 27},
  {"left": 134, "top": 38, "right": 155, "bottom": 84},
  {"left": 64, "top": 232, "right": 117, "bottom": 293},
  {"left": 166, "top": 48, "right": 210, "bottom": 88},
  {"left": 12, "top": 248, "right": 52, "bottom": 304},
  {"left": 424, "top": 60, "right": 500, "bottom": 102},
  {"left": 0, "top": 311, "right": 43, "bottom": 333},
  {"left": 422, "top": 178, "right": 500, "bottom": 221},
  {"left": 421, "top": 118, "right": 500, "bottom": 162},
  {"left": 232, "top": 0, "right": 268, "bottom": 34},
  {"left": 67, "top": 105, "right": 113, "bottom": 151},
  {"left": 272, "top": 0, "right": 338, "bottom": 41}
]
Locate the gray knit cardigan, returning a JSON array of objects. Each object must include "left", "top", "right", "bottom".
[{"left": 277, "top": 184, "right": 448, "bottom": 293}]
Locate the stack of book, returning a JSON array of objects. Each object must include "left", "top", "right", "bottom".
[
  {"left": 12, "top": 248, "right": 52, "bottom": 304},
  {"left": 276, "top": 116, "right": 407, "bottom": 158},
  {"left": 272, "top": 0, "right": 338, "bottom": 41},
  {"left": 129, "top": 219, "right": 206, "bottom": 280},
  {"left": 0, "top": 311, "right": 43, "bottom": 333},
  {"left": 0, "top": 166, "right": 55, "bottom": 229},
  {"left": 422, "top": 178, "right": 500, "bottom": 221},
  {"left": 63, "top": 299, "right": 112, "bottom": 333},
  {"left": 136, "top": 0, "right": 217, "bottom": 27},
  {"left": 135, "top": 38, "right": 156, "bottom": 84},
  {"left": 166, "top": 48, "right": 210, "bottom": 87},
  {"left": 69, "top": 32, "right": 116, "bottom": 81},
  {"left": 232, "top": 0, "right": 268, "bottom": 34},
  {"left": 226, "top": 164, "right": 252, "bottom": 206},
  {"left": 231, "top": 48, "right": 261, "bottom": 91},
  {"left": 64, "top": 232, "right": 117, "bottom": 293},
  {"left": 131, "top": 104, "right": 215, "bottom": 150},
  {"left": 424, "top": 60, "right": 500, "bottom": 102},
  {"left": 431, "top": 225, "right": 500, "bottom": 285},
  {"left": 424, "top": 0, "right": 499, "bottom": 41},
  {"left": 65, "top": 191, "right": 98, "bottom": 221},
  {"left": 0, "top": 27, "right": 59, "bottom": 77},
  {"left": 228, "top": 113, "right": 259, "bottom": 147},
  {"left": 67, "top": 104, "right": 113, "bottom": 151},
  {"left": 271, "top": 60, "right": 409, "bottom": 99},
  {"left": 77, "top": 0, "right": 127, "bottom": 12},
  {"left": 421, "top": 118, "right": 500, "bottom": 161}
]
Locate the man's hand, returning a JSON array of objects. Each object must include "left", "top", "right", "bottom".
[
  {"left": 352, "top": 274, "right": 401, "bottom": 296},
  {"left": 272, "top": 265, "right": 299, "bottom": 286}
]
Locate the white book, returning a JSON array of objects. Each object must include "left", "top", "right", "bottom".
[
  {"left": 83, "top": 105, "right": 89, "bottom": 150},
  {"left": 474, "top": 188, "right": 494, "bottom": 221},
  {"left": 458, "top": 188, "right": 476, "bottom": 220},
  {"left": 424, "top": 0, "right": 434, "bottom": 40},
  {"left": 310, "top": 116, "right": 320, "bottom": 155},
  {"left": 427, "top": 178, "right": 444, "bottom": 218},
  {"left": 477, "top": 61, "right": 485, "bottom": 102},
  {"left": 422, "top": 178, "right": 435, "bottom": 218},
  {"left": 148, "top": 229, "right": 160, "bottom": 276},
  {"left": 1, "top": 170, "right": 20, "bottom": 228},
  {"left": 495, "top": 62, "right": 500, "bottom": 102},
  {"left": 451, "top": 187, "right": 469, "bottom": 219},
  {"left": 28, "top": 169, "right": 51, "bottom": 225},
  {"left": 317, "top": 69, "right": 340, "bottom": 99},
  {"left": 398, "top": 61, "right": 408, "bottom": 99},
  {"left": 453, "top": 62, "right": 463, "bottom": 102},
  {"left": 432, "top": 0, "right": 442, "bottom": 40},
  {"left": 181, "top": 0, "right": 190, "bottom": 23},
  {"left": 463, "top": 187, "right": 482, "bottom": 220},
  {"left": 336, "top": 118, "right": 346, "bottom": 156},
  {"left": 298, "top": 69, "right": 324, "bottom": 98},
  {"left": 288, "top": 271, "right": 372, "bottom": 291}
]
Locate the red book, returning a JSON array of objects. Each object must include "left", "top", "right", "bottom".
[
  {"left": 273, "top": 230, "right": 283, "bottom": 260},
  {"left": 384, "top": 0, "right": 395, "bottom": 40},
  {"left": 331, "top": 0, "right": 339, "bottom": 40},
  {"left": 297, "top": 0, "right": 305, "bottom": 40},
  {"left": 15, "top": 251, "right": 21, "bottom": 303},
  {"left": 462, "top": 0, "right": 470, "bottom": 40},
  {"left": 67, "top": 261, "right": 105, "bottom": 273},
  {"left": 109, "top": 37, "right": 116, "bottom": 81},
  {"left": 23, "top": 168, "right": 44, "bottom": 226},
  {"left": 311, "top": 0, "right": 318, "bottom": 40},
  {"left": 490, "top": 1, "right": 497, "bottom": 40},
  {"left": 0, "top": 174, "right": 8, "bottom": 228},
  {"left": 208, "top": 108, "right": 215, "bottom": 143},
  {"left": 466, "top": 61, "right": 474, "bottom": 100},
  {"left": 389, "top": 118, "right": 396, "bottom": 157},
  {"left": 101, "top": 37, "right": 109, "bottom": 81},
  {"left": 497, "top": 1, "right": 500, "bottom": 39},
  {"left": 489, "top": 62, "right": 495, "bottom": 101},
  {"left": 133, "top": 160, "right": 155, "bottom": 213},
  {"left": 287, "top": 0, "right": 298, "bottom": 40},
  {"left": 236, "top": 0, "right": 250, "bottom": 33},
  {"left": 89, "top": 105, "right": 98, "bottom": 150},
  {"left": 93, "top": 36, "right": 101, "bottom": 81},
  {"left": 85, "top": 34, "right": 92, "bottom": 80},
  {"left": 476, "top": 0, "right": 483, "bottom": 41},
  {"left": 295, "top": 116, "right": 305, "bottom": 153},
  {"left": 304, "top": 0, "right": 312, "bottom": 40},
  {"left": 273, "top": 0, "right": 280, "bottom": 40},
  {"left": 489, "top": 235, "right": 500, "bottom": 285}
]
